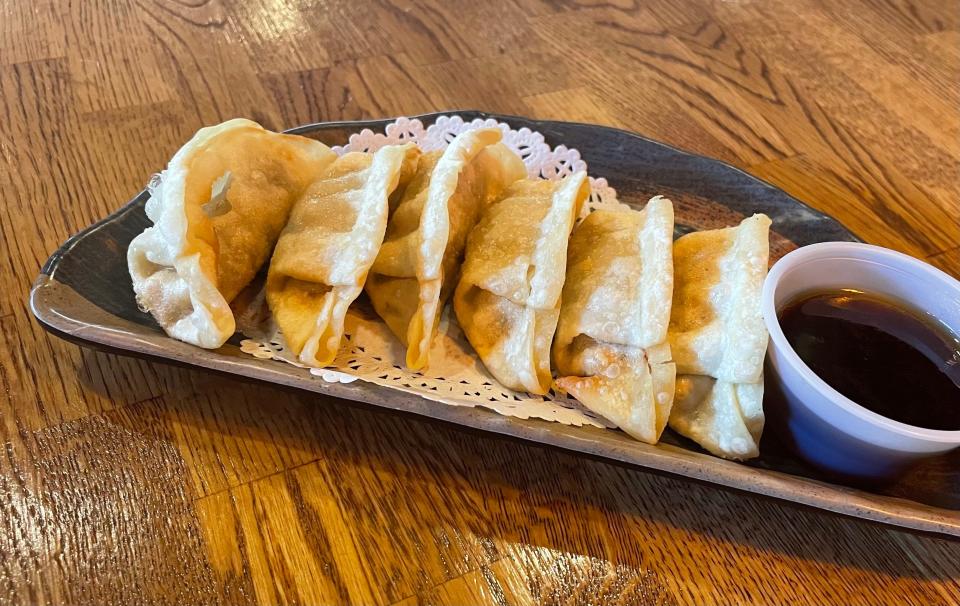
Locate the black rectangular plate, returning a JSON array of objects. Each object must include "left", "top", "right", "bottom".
[{"left": 31, "top": 111, "right": 959, "bottom": 538}]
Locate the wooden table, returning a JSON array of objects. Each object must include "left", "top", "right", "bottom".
[{"left": 2, "top": 0, "right": 959, "bottom": 604}]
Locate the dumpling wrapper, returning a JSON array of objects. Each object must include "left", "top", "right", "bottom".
[
  {"left": 128, "top": 119, "right": 336, "bottom": 348},
  {"left": 671, "top": 375, "right": 765, "bottom": 460},
  {"left": 668, "top": 213, "right": 771, "bottom": 383},
  {"left": 266, "top": 144, "right": 420, "bottom": 367},
  {"left": 365, "top": 128, "right": 526, "bottom": 370},
  {"left": 454, "top": 172, "right": 589, "bottom": 394},
  {"left": 553, "top": 197, "right": 676, "bottom": 444},
  {"left": 557, "top": 341, "right": 676, "bottom": 444}
]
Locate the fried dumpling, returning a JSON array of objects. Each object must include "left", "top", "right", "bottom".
[
  {"left": 667, "top": 213, "right": 771, "bottom": 460},
  {"left": 266, "top": 144, "right": 420, "bottom": 367},
  {"left": 365, "top": 128, "right": 526, "bottom": 370},
  {"left": 128, "top": 119, "right": 337, "bottom": 349},
  {"left": 553, "top": 197, "right": 676, "bottom": 444},
  {"left": 454, "top": 172, "right": 589, "bottom": 394},
  {"left": 671, "top": 375, "right": 765, "bottom": 460},
  {"left": 668, "top": 214, "right": 771, "bottom": 383}
]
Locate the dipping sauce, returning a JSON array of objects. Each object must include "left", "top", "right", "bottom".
[{"left": 778, "top": 289, "right": 960, "bottom": 431}]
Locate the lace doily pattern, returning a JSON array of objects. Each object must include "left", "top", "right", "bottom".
[
  {"left": 332, "top": 114, "right": 626, "bottom": 212},
  {"left": 241, "top": 114, "right": 647, "bottom": 429},
  {"left": 241, "top": 307, "right": 613, "bottom": 428}
]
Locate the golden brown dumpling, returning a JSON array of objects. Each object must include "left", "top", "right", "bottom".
[
  {"left": 127, "top": 119, "right": 336, "bottom": 348},
  {"left": 667, "top": 213, "right": 771, "bottom": 459},
  {"left": 365, "top": 128, "right": 526, "bottom": 370},
  {"left": 454, "top": 172, "right": 589, "bottom": 394},
  {"left": 553, "top": 197, "right": 676, "bottom": 443},
  {"left": 266, "top": 144, "right": 420, "bottom": 367}
]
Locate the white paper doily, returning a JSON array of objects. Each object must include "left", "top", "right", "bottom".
[
  {"left": 241, "top": 306, "right": 613, "bottom": 428},
  {"left": 240, "top": 114, "right": 639, "bottom": 429}
]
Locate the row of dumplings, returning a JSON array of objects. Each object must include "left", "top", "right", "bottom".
[{"left": 128, "top": 119, "right": 770, "bottom": 460}]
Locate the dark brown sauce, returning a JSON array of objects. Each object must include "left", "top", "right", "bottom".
[{"left": 779, "top": 289, "right": 960, "bottom": 431}]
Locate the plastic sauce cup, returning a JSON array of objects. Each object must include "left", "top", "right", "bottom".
[{"left": 761, "top": 242, "right": 960, "bottom": 482}]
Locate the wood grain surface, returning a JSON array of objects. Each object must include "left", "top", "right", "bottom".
[{"left": 2, "top": 0, "right": 959, "bottom": 604}]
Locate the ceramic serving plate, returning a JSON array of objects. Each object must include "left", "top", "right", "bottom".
[{"left": 30, "top": 111, "right": 960, "bottom": 538}]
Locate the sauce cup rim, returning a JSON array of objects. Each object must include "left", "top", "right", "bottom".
[{"left": 761, "top": 241, "right": 960, "bottom": 444}]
